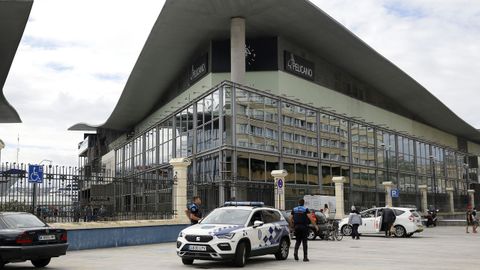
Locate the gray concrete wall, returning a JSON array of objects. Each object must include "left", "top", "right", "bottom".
[{"left": 67, "top": 224, "right": 188, "bottom": 250}]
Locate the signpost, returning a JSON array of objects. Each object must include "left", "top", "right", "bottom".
[
  {"left": 28, "top": 165, "right": 44, "bottom": 214},
  {"left": 391, "top": 189, "right": 400, "bottom": 198}
]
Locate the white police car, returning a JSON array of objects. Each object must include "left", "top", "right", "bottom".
[{"left": 176, "top": 202, "right": 291, "bottom": 267}]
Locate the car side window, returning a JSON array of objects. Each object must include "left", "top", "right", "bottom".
[
  {"left": 248, "top": 210, "right": 263, "bottom": 226},
  {"left": 361, "top": 209, "right": 376, "bottom": 218},
  {"left": 262, "top": 210, "right": 281, "bottom": 224},
  {"left": 394, "top": 209, "right": 405, "bottom": 216},
  {"left": 377, "top": 209, "right": 383, "bottom": 217}
]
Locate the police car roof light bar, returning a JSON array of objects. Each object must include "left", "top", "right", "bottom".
[{"left": 223, "top": 201, "right": 265, "bottom": 207}]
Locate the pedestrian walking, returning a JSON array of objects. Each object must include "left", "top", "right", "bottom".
[
  {"left": 382, "top": 207, "right": 396, "bottom": 237},
  {"left": 348, "top": 206, "right": 362, "bottom": 240},
  {"left": 323, "top": 203, "right": 330, "bottom": 219},
  {"left": 466, "top": 206, "right": 475, "bottom": 233},
  {"left": 186, "top": 196, "right": 203, "bottom": 225},
  {"left": 290, "top": 199, "right": 316, "bottom": 262}
]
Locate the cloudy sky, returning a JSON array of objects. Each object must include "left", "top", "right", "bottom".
[{"left": 1, "top": 0, "right": 480, "bottom": 166}]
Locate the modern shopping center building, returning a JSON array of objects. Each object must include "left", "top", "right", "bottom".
[{"left": 71, "top": 0, "right": 480, "bottom": 212}]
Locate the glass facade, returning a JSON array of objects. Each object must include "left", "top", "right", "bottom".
[{"left": 113, "top": 82, "right": 478, "bottom": 212}]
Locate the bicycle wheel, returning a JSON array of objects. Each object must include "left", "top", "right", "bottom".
[{"left": 334, "top": 228, "right": 343, "bottom": 241}]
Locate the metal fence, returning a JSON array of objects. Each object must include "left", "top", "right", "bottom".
[{"left": 0, "top": 163, "right": 175, "bottom": 223}]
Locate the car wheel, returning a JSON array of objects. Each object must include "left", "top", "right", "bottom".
[
  {"left": 274, "top": 238, "right": 289, "bottom": 260},
  {"left": 394, "top": 225, "right": 406, "bottom": 238},
  {"left": 234, "top": 241, "right": 248, "bottom": 267},
  {"left": 341, "top": 225, "right": 352, "bottom": 236},
  {"left": 182, "top": 258, "right": 194, "bottom": 265},
  {"left": 307, "top": 228, "right": 316, "bottom": 240},
  {"left": 31, "top": 258, "right": 51, "bottom": 268}
]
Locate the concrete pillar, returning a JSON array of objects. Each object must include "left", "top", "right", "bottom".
[
  {"left": 332, "top": 176, "right": 346, "bottom": 219},
  {"left": 219, "top": 181, "right": 225, "bottom": 207},
  {"left": 468, "top": 189, "right": 475, "bottom": 207},
  {"left": 446, "top": 187, "right": 455, "bottom": 213},
  {"left": 231, "top": 17, "right": 246, "bottom": 84},
  {"left": 382, "top": 181, "right": 393, "bottom": 207},
  {"left": 418, "top": 185, "right": 428, "bottom": 212},
  {"left": 170, "top": 158, "right": 191, "bottom": 223},
  {"left": 271, "top": 170, "right": 288, "bottom": 210}
]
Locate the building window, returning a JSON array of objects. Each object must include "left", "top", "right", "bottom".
[
  {"left": 145, "top": 128, "right": 157, "bottom": 167},
  {"left": 320, "top": 114, "right": 348, "bottom": 162},
  {"left": 235, "top": 89, "right": 279, "bottom": 152}
]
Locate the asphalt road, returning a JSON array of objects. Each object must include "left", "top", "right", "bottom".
[{"left": 4, "top": 226, "right": 479, "bottom": 270}]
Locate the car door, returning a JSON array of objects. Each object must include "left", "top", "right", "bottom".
[
  {"left": 260, "top": 210, "right": 285, "bottom": 249},
  {"left": 245, "top": 210, "right": 270, "bottom": 252},
  {"left": 359, "top": 209, "right": 376, "bottom": 233},
  {"left": 373, "top": 208, "right": 382, "bottom": 233}
]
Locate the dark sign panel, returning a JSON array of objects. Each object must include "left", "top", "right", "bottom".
[
  {"left": 211, "top": 37, "right": 278, "bottom": 72},
  {"left": 189, "top": 53, "right": 208, "bottom": 84},
  {"left": 284, "top": 51, "right": 315, "bottom": 81}
]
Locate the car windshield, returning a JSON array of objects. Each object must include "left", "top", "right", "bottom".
[
  {"left": 1, "top": 214, "right": 46, "bottom": 229},
  {"left": 201, "top": 208, "right": 251, "bottom": 225}
]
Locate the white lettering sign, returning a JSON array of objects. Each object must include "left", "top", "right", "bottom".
[{"left": 287, "top": 54, "right": 313, "bottom": 78}]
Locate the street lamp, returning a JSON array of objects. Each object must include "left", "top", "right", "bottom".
[{"left": 429, "top": 155, "right": 437, "bottom": 210}]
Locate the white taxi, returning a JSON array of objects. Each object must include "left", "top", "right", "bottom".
[
  {"left": 339, "top": 207, "right": 424, "bottom": 237},
  {"left": 176, "top": 202, "right": 290, "bottom": 267}
]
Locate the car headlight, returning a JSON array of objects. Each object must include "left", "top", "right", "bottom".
[
  {"left": 217, "top": 233, "right": 235, "bottom": 239},
  {"left": 178, "top": 231, "right": 184, "bottom": 238}
]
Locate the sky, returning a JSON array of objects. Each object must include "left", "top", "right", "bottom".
[{"left": 1, "top": 0, "right": 480, "bottom": 167}]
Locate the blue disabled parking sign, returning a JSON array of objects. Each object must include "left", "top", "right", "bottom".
[
  {"left": 28, "top": 165, "right": 44, "bottom": 183},
  {"left": 391, "top": 189, "right": 399, "bottom": 198}
]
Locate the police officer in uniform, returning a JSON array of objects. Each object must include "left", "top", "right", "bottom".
[
  {"left": 290, "top": 199, "right": 316, "bottom": 262},
  {"left": 187, "top": 196, "right": 203, "bottom": 225}
]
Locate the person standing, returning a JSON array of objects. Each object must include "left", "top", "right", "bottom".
[
  {"left": 466, "top": 206, "right": 474, "bottom": 233},
  {"left": 348, "top": 206, "right": 362, "bottom": 240},
  {"left": 187, "top": 196, "right": 203, "bottom": 225},
  {"left": 473, "top": 207, "right": 478, "bottom": 233},
  {"left": 290, "top": 199, "right": 316, "bottom": 262},
  {"left": 382, "top": 207, "right": 396, "bottom": 237},
  {"left": 323, "top": 203, "right": 330, "bottom": 219}
]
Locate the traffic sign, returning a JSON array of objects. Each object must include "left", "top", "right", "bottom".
[
  {"left": 277, "top": 178, "right": 284, "bottom": 189},
  {"left": 391, "top": 189, "right": 399, "bottom": 198},
  {"left": 28, "top": 165, "right": 44, "bottom": 183}
]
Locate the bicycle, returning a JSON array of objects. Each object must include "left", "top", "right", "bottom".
[{"left": 327, "top": 220, "right": 343, "bottom": 241}]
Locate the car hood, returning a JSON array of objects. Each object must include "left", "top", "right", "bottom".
[{"left": 182, "top": 224, "right": 244, "bottom": 236}]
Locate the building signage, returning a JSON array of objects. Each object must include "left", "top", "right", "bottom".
[
  {"left": 189, "top": 53, "right": 208, "bottom": 84},
  {"left": 284, "top": 51, "right": 315, "bottom": 81}
]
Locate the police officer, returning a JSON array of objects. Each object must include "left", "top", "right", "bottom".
[
  {"left": 187, "top": 196, "right": 203, "bottom": 225},
  {"left": 290, "top": 199, "right": 315, "bottom": 262}
]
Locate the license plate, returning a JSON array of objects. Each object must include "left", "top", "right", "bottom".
[
  {"left": 39, "top": 235, "right": 56, "bottom": 241},
  {"left": 189, "top": 245, "right": 207, "bottom": 251}
]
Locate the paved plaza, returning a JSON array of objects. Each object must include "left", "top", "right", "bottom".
[{"left": 4, "top": 226, "right": 480, "bottom": 270}]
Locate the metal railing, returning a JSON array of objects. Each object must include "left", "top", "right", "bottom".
[{"left": 0, "top": 163, "right": 175, "bottom": 223}]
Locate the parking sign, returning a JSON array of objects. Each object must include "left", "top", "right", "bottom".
[
  {"left": 28, "top": 165, "right": 44, "bottom": 183},
  {"left": 391, "top": 189, "right": 399, "bottom": 198}
]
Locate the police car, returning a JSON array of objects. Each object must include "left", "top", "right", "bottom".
[{"left": 176, "top": 202, "right": 291, "bottom": 267}]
